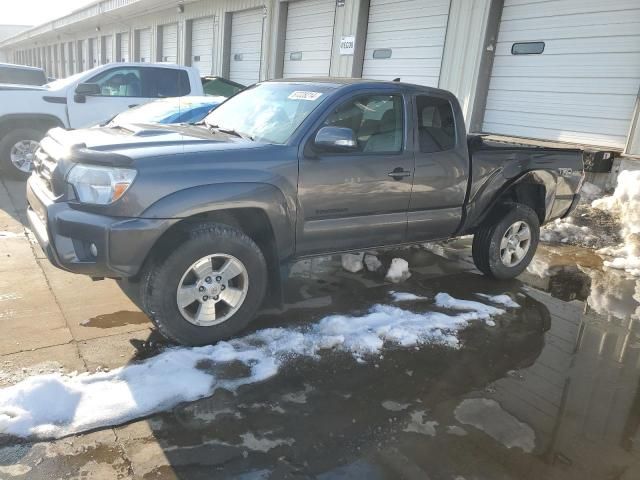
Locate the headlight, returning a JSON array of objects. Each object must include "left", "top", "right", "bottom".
[{"left": 67, "top": 164, "right": 137, "bottom": 205}]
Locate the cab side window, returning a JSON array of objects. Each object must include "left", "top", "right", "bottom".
[
  {"left": 88, "top": 67, "right": 142, "bottom": 97},
  {"left": 322, "top": 94, "right": 403, "bottom": 153},
  {"left": 416, "top": 95, "right": 456, "bottom": 153}
]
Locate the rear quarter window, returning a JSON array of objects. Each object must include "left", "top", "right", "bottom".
[
  {"left": 141, "top": 68, "right": 191, "bottom": 98},
  {"left": 416, "top": 95, "right": 456, "bottom": 153},
  {"left": 0, "top": 67, "right": 46, "bottom": 86}
]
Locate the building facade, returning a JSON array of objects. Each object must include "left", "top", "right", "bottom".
[{"left": 0, "top": 0, "right": 639, "bottom": 156}]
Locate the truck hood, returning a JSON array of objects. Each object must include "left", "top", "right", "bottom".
[{"left": 45, "top": 123, "right": 263, "bottom": 164}]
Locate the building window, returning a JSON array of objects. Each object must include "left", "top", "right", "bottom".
[{"left": 511, "top": 42, "right": 545, "bottom": 55}]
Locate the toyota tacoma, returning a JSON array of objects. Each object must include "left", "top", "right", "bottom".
[{"left": 26, "top": 79, "right": 584, "bottom": 345}]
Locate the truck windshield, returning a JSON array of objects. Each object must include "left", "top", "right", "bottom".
[{"left": 203, "top": 83, "right": 332, "bottom": 144}]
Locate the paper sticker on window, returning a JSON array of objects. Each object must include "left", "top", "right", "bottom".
[{"left": 288, "top": 91, "right": 323, "bottom": 101}]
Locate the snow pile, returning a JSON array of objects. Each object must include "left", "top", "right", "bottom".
[
  {"left": 341, "top": 253, "right": 364, "bottom": 273},
  {"left": 580, "top": 182, "right": 602, "bottom": 203},
  {"left": 593, "top": 170, "right": 640, "bottom": 276},
  {"left": 390, "top": 291, "right": 427, "bottom": 302},
  {"left": 385, "top": 258, "right": 411, "bottom": 283},
  {"left": 540, "top": 217, "right": 598, "bottom": 247},
  {"left": 0, "top": 294, "right": 514, "bottom": 439},
  {"left": 364, "top": 253, "right": 382, "bottom": 272}
]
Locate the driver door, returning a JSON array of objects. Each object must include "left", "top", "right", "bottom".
[
  {"left": 67, "top": 66, "right": 149, "bottom": 128},
  {"left": 296, "top": 92, "right": 414, "bottom": 256}
]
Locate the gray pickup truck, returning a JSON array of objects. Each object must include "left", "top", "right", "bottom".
[{"left": 26, "top": 79, "right": 584, "bottom": 345}]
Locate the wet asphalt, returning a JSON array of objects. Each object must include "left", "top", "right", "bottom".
[{"left": 1, "top": 178, "right": 640, "bottom": 479}]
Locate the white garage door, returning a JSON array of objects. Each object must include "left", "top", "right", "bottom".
[
  {"left": 362, "top": 0, "right": 451, "bottom": 86},
  {"left": 67, "top": 42, "right": 75, "bottom": 74},
  {"left": 138, "top": 28, "right": 152, "bottom": 62},
  {"left": 90, "top": 37, "right": 99, "bottom": 68},
  {"left": 191, "top": 17, "right": 215, "bottom": 75},
  {"left": 229, "top": 9, "right": 264, "bottom": 85},
  {"left": 103, "top": 36, "right": 113, "bottom": 64},
  {"left": 161, "top": 23, "right": 178, "bottom": 63},
  {"left": 77, "top": 40, "right": 86, "bottom": 71},
  {"left": 483, "top": 0, "right": 640, "bottom": 149},
  {"left": 119, "top": 32, "right": 130, "bottom": 62},
  {"left": 283, "top": 0, "right": 335, "bottom": 78}
]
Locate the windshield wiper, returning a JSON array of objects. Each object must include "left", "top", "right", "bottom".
[{"left": 207, "top": 124, "right": 254, "bottom": 141}]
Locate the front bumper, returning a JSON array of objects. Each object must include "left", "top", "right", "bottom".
[{"left": 26, "top": 176, "right": 176, "bottom": 278}]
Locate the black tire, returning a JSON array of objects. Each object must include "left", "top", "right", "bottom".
[
  {"left": 472, "top": 203, "right": 540, "bottom": 280},
  {"left": 0, "top": 128, "right": 45, "bottom": 180},
  {"left": 142, "top": 223, "right": 267, "bottom": 346}
]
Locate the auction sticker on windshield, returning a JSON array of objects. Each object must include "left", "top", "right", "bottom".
[{"left": 288, "top": 91, "right": 323, "bottom": 101}]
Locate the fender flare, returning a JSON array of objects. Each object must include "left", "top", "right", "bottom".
[
  {"left": 465, "top": 169, "right": 558, "bottom": 231},
  {"left": 141, "top": 182, "right": 296, "bottom": 261}
]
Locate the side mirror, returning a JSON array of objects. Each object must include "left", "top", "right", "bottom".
[
  {"left": 74, "top": 83, "right": 101, "bottom": 103},
  {"left": 314, "top": 126, "right": 358, "bottom": 152}
]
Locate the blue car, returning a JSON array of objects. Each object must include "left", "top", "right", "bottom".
[{"left": 107, "top": 95, "right": 226, "bottom": 126}]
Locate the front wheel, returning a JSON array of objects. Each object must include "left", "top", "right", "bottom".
[
  {"left": 143, "top": 223, "right": 267, "bottom": 346},
  {"left": 472, "top": 203, "right": 540, "bottom": 280},
  {"left": 0, "top": 128, "right": 45, "bottom": 180}
]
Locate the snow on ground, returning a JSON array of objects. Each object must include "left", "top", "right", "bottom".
[
  {"left": 385, "top": 258, "right": 411, "bottom": 283},
  {"left": 390, "top": 291, "right": 428, "bottom": 302},
  {"left": 0, "top": 294, "right": 516, "bottom": 439},
  {"left": 341, "top": 253, "right": 364, "bottom": 273},
  {"left": 475, "top": 294, "right": 520, "bottom": 309},
  {"left": 593, "top": 170, "right": 640, "bottom": 276},
  {"left": 454, "top": 398, "right": 536, "bottom": 453}
]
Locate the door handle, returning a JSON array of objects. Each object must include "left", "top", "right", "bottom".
[
  {"left": 388, "top": 168, "right": 412, "bottom": 180},
  {"left": 128, "top": 104, "right": 139, "bottom": 108}
]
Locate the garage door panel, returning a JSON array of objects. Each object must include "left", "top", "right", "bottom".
[
  {"left": 482, "top": 123, "right": 627, "bottom": 149},
  {"left": 362, "top": 0, "right": 450, "bottom": 87},
  {"left": 488, "top": 76, "right": 640, "bottom": 95},
  {"left": 486, "top": 94, "right": 634, "bottom": 119},
  {"left": 501, "top": 0, "right": 640, "bottom": 21},
  {"left": 491, "top": 64, "right": 640, "bottom": 79},
  {"left": 162, "top": 24, "right": 178, "bottom": 63},
  {"left": 495, "top": 36, "right": 640, "bottom": 56},
  {"left": 497, "top": 21, "right": 640, "bottom": 43},
  {"left": 138, "top": 29, "right": 151, "bottom": 62},
  {"left": 483, "top": 0, "right": 640, "bottom": 148},
  {"left": 484, "top": 110, "right": 631, "bottom": 136},
  {"left": 499, "top": 10, "right": 640, "bottom": 34},
  {"left": 229, "top": 9, "right": 263, "bottom": 85},
  {"left": 104, "top": 37, "right": 113, "bottom": 63},
  {"left": 283, "top": 0, "right": 335, "bottom": 78},
  {"left": 192, "top": 17, "right": 214, "bottom": 75}
]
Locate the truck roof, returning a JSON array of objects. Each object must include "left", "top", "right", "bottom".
[{"left": 265, "top": 77, "right": 454, "bottom": 97}]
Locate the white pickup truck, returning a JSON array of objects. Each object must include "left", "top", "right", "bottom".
[{"left": 0, "top": 62, "right": 204, "bottom": 179}]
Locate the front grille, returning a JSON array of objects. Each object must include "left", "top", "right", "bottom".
[{"left": 33, "top": 146, "right": 57, "bottom": 194}]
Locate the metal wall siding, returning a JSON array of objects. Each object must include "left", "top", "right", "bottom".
[
  {"left": 483, "top": 0, "right": 640, "bottom": 148},
  {"left": 283, "top": 0, "right": 336, "bottom": 78},
  {"left": 362, "top": 0, "right": 451, "bottom": 86},
  {"left": 229, "top": 8, "right": 264, "bottom": 85}
]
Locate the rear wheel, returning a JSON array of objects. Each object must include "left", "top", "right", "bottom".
[
  {"left": 142, "top": 223, "right": 267, "bottom": 346},
  {"left": 472, "top": 203, "right": 540, "bottom": 280},
  {"left": 0, "top": 128, "right": 45, "bottom": 180}
]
